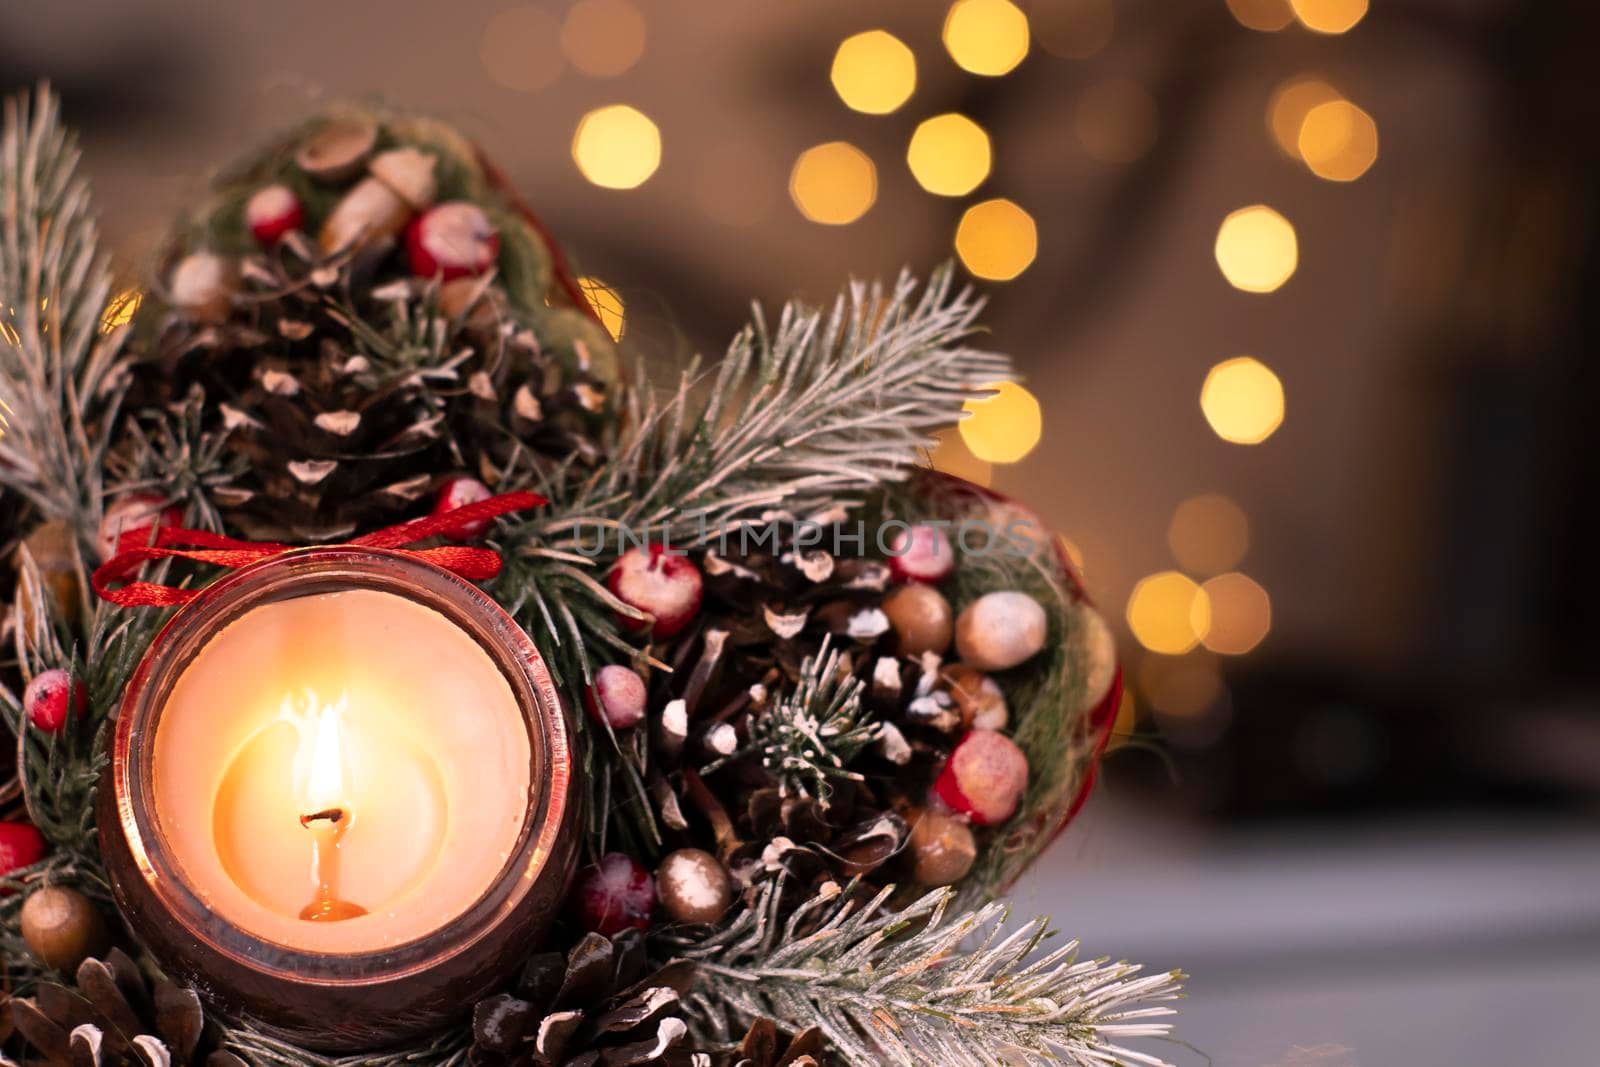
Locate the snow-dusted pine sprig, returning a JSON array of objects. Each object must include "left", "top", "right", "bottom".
[
  {"left": 0, "top": 83, "right": 127, "bottom": 542},
  {"left": 677, "top": 878, "right": 1185, "bottom": 1067},
  {"left": 512, "top": 263, "right": 1009, "bottom": 557},
  {"left": 701, "top": 637, "right": 881, "bottom": 809}
]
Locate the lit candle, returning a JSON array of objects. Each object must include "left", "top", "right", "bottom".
[
  {"left": 102, "top": 548, "right": 577, "bottom": 1047},
  {"left": 152, "top": 588, "right": 530, "bottom": 953}
]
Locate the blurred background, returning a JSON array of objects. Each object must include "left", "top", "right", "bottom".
[{"left": 5, "top": 0, "right": 1597, "bottom": 1062}]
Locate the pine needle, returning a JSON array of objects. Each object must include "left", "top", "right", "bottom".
[
  {"left": 678, "top": 878, "right": 1186, "bottom": 1067},
  {"left": 0, "top": 82, "right": 126, "bottom": 544}
]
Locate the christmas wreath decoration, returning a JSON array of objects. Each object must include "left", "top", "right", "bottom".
[{"left": 1, "top": 85, "right": 1183, "bottom": 1066}]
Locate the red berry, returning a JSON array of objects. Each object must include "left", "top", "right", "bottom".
[
  {"left": 571, "top": 852, "right": 655, "bottom": 935},
  {"left": 431, "top": 476, "right": 494, "bottom": 540},
  {"left": 887, "top": 523, "right": 956, "bottom": 583},
  {"left": 585, "top": 665, "right": 648, "bottom": 730},
  {"left": 98, "top": 494, "right": 181, "bottom": 562},
  {"left": 246, "top": 184, "right": 305, "bottom": 245},
  {"left": 24, "top": 670, "right": 87, "bottom": 733},
  {"left": 0, "top": 822, "right": 47, "bottom": 892},
  {"left": 407, "top": 202, "right": 500, "bottom": 281},
  {"left": 933, "top": 729, "right": 1029, "bottom": 826},
  {"left": 607, "top": 546, "right": 703, "bottom": 640}
]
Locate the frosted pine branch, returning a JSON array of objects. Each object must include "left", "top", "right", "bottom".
[
  {"left": 520, "top": 264, "right": 1010, "bottom": 550},
  {"left": 677, "top": 879, "right": 1185, "bottom": 1067},
  {"left": 0, "top": 83, "right": 125, "bottom": 537}
]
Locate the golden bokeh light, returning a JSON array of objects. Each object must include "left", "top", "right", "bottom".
[
  {"left": 578, "top": 277, "right": 625, "bottom": 341},
  {"left": 1298, "top": 99, "right": 1379, "bottom": 182},
  {"left": 929, "top": 427, "right": 993, "bottom": 487},
  {"left": 561, "top": 0, "right": 646, "bottom": 78},
  {"left": 1226, "top": 0, "right": 1295, "bottom": 31},
  {"left": 1127, "top": 571, "right": 1212, "bottom": 655},
  {"left": 1033, "top": 0, "right": 1114, "bottom": 59},
  {"left": 1167, "top": 493, "right": 1250, "bottom": 576},
  {"left": 1201, "top": 572, "right": 1272, "bottom": 654},
  {"left": 789, "top": 142, "right": 877, "bottom": 225},
  {"left": 1214, "top": 205, "right": 1297, "bottom": 293},
  {"left": 480, "top": 5, "right": 564, "bottom": 92},
  {"left": 955, "top": 199, "right": 1038, "bottom": 281},
  {"left": 1268, "top": 76, "right": 1341, "bottom": 158},
  {"left": 1291, "top": 0, "right": 1368, "bottom": 34},
  {"left": 831, "top": 30, "right": 917, "bottom": 115},
  {"left": 943, "top": 0, "right": 1031, "bottom": 77},
  {"left": 1138, "top": 654, "right": 1224, "bottom": 717},
  {"left": 959, "top": 381, "right": 1042, "bottom": 463},
  {"left": 1075, "top": 79, "right": 1159, "bottom": 164},
  {"left": 100, "top": 289, "right": 142, "bottom": 333},
  {"left": 907, "top": 113, "right": 991, "bottom": 196},
  {"left": 572, "top": 105, "right": 661, "bottom": 189},
  {"left": 1201, "top": 357, "right": 1285, "bottom": 445}
]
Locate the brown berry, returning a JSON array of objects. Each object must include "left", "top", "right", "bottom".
[
  {"left": 954, "top": 591, "right": 1047, "bottom": 672},
  {"left": 655, "top": 848, "right": 732, "bottom": 925},
  {"left": 21, "top": 886, "right": 108, "bottom": 972},
  {"left": 942, "top": 664, "right": 1009, "bottom": 731},
  {"left": 907, "top": 809, "right": 977, "bottom": 886},
  {"left": 882, "top": 583, "right": 953, "bottom": 657}
]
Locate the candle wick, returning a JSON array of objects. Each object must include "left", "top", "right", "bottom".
[{"left": 299, "top": 807, "right": 346, "bottom": 828}]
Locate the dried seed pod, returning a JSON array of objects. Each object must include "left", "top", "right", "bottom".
[
  {"left": 295, "top": 117, "right": 378, "bottom": 181},
  {"left": 942, "top": 664, "right": 1009, "bottom": 731}
]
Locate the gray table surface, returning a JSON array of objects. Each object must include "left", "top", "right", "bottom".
[{"left": 1006, "top": 799, "right": 1600, "bottom": 1066}]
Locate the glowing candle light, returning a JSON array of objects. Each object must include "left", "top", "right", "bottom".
[{"left": 103, "top": 549, "right": 575, "bottom": 1046}]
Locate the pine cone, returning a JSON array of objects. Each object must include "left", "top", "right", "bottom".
[
  {"left": 469, "top": 930, "right": 695, "bottom": 1067},
  {"left": 116, "top": 233, "right": 611, "bottom": 541},
  {"left": 3, "top": 949, "right": 243, "bottom": 1067},
  {"left": 712, "top": 1020, "right": 823, "bottom": 1067}
]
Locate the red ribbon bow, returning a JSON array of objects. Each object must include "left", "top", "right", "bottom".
[{"left": 92, "top": 490, "right": 546, "bottom": 609}]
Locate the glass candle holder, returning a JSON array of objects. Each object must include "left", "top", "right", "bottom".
[{"left": 99, "top": 547, "right": 579, "bottom": 1049}]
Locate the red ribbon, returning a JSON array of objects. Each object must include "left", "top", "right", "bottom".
[{"left": 92, "top": 490, "right": 546, "bottom": 609}]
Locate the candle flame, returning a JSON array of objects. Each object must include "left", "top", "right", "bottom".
[{"left": 281, "top": 689, "right": 350, "bottom": 815}]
